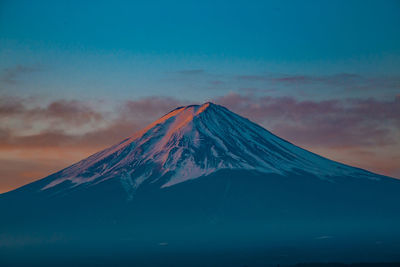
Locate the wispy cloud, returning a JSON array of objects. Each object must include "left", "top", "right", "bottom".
[
  {"left": 0, "top": 96, "right": 183, "bottom": 149},
  {"left": 0, "top": 97, "right": 104, "bottom": 134},
  {"left": 163, "top": 70, "right": 400, "bottom": 99},
  {"left": 0, "top": 64, "right": 42, "bottom": 85},
  {"left": 215, "top": 93, "right": 400, "bottom": 147},
  {"left": 235, "top": 73, "right": 400, "bottom": 94}
]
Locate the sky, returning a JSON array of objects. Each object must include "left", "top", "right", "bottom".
[{"left": 0, "top": 0, "right": 399, "bottom": 193}]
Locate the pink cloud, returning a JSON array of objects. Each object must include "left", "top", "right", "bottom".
[{"left": 215, "top": 93, "right": 400, "bottom": 147}]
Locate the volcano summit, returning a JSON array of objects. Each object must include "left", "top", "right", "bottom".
[
  {"left": 1, "top": 103, "right": 400, "bottom": 266},
  {"left": 33, "top": 102, "right": 378, "bottom": 193}
]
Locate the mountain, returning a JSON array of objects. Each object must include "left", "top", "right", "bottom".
[
  {"left": 1, "top": 102, "right": 400, "bottom": 266},
  {"left": 8, "top": 102, "right": 379, "bottom": 193}
]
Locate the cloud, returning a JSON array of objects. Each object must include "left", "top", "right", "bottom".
[
  {"left": 43, "top": 100, "right": 103, "bottom": 123},
  {"left": 215, "top": 93, "right": 400, "bottom": 148},
  {"left": 165, "top": 70, "right": 399, "bottom": 99},
  {"left": 0, "top": 96, "right": 25, "bottom": 116},
  {"left": 0, "top": 96, "right": 184, "bottom": 149},
  {"left": 236, "top": 73, "right": 367, "bottom": 85},
  {"left": 234, "top": 73, "right": 400, "bottom": 97},
  {"left": 9, "top": 93, "right": 395, "bottom": 153},
  {"left": 270, "top": 73, "right": 362, "bottom": 85},
  {"left": 0, "top": 97, "right": 105, "bottom": 132},
  {"left": 236, "top": 75, "right": 269, "bottom": 81},
  {"left": 0, "top": 64, "right": 42, "bottom": 84}
]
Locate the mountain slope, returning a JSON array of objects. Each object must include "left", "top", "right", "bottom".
[
  {"left": 1, "top": 102, "right": 400, "bottom": 266},
  {"left": 16, "top": 102, "right": 377, "bottom": 197}
]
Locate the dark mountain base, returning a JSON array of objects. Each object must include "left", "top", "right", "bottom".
[{"left": 1, "top": 170, "right": 400, "bottom": 266}]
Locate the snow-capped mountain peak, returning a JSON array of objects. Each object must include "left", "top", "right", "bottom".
[{"left": 41, "top": 102, "right": 376, "bottom": 192}]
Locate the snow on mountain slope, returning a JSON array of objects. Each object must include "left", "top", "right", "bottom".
[{"left": 41, "top": 102, "right": 378, "bottom": 193}]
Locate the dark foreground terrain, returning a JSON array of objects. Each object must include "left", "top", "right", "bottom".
[{"left": 1, "top": 171, "right": 400, "bottom": 266}]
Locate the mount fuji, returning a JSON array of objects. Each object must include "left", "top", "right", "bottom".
[{"left": 1, "top": 102, "right": 400, "bottom": 266}]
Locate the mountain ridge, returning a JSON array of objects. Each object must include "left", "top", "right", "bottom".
[{"left": 7, "top": 102, "right": 381, "bottom": 198}]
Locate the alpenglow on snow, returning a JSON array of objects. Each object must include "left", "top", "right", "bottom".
[{"left": 40, "top": 102, "right": 377, "bottom": 195}]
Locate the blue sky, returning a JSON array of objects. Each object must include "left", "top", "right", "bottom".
[
  {"left": 0, "top": 0, "right": 399, "bottom": 192},
  {"left": 1, "top": 0, "right": 400, "bottom": 101}
]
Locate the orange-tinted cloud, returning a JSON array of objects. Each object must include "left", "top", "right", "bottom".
[{"left": 216, "top": 93, "right": 400, "bottom": 147}]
